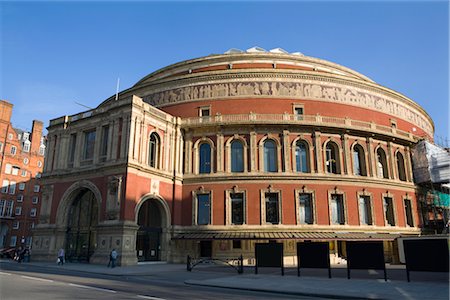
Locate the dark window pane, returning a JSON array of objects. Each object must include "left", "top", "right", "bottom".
[
  {"left": 197, "top": 194, "right": 210, "bottom": 225},
  {"left": 231, "top": 193, "right": 244, "bottom": 225},
  {"left": 384, "top": 197, "right": 395, "bottom": 226},
  {"left": 265, "top": 193, "right": 279, "bottom": 224},
  {"left": 199, "top": 143, "right": 211, "bottom": 173},
  {"left": 83, "top": 131, "right": 96, "bottom": 160},
  {"left": 264, "top": 140, "right": 277, "bottom": 172},
  {"left": 296, "top": 142, "right": 308, "bottom": 172},
  {"left": 231, "top": 140, "right": 244, "bottom": 172}
]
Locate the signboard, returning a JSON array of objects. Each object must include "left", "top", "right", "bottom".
[
  {"left": 346, "top": 241, "right": 386, "bottom": 281},
  {"left": 297, "top": 242, "right": 331, "bottom": 278},
  {"left": 255, "top": 243, "right": 284, "bottom": 275}
]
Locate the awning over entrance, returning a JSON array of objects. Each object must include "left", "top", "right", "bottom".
[{"left": 172, "top": 231, "right": 411, "bottom": 241}]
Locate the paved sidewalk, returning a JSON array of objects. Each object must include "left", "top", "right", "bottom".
[{"left": 1, "top": 259, "right": 448, "bottom": 300}]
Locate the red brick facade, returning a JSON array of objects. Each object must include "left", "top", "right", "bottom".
[{"left": 0, "top": 100, "right": 45, "bottom": 250}]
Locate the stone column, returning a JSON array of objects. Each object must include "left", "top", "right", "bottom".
[
  {"left": 313, "top": 131, "right": 323, "bottom": 174},
  {"left": 216, "top": 132, "right": 224, "bottom": 173},
  {"left": 184, "top": 133, "right": 193, "bottom": 174},
  {"left": 341, "top": 134, "right": 350, "bottom": 175},
  {"left": 388, "top": 142, "right": 396, "bottom": 180},
  {"left": 107, "top": 120, "right": 114, "bottom": 161},
  {"left": 93, "top": 125, "right": 102, "bottom": 164},
  {"left": 73, "top": 131, "right": 82, "bottom": 168},
  {"left": 404, "top": 146, "right": 413, "bottom": 182},
  {"left": 250, "top": 131, "right": 257, "bottom": 172},
  {"left": 282, "top": 130, "right": 291, "bottom": 172},
  {"left": 366, "top": 137, "right": 375, "bottom": 177}
]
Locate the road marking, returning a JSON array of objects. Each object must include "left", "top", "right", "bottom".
[
  {"left": 21, "top": 275, "right": 54, "bottom": 283},
  {"left": 69, "top": 283, "right": 117, "bottom": 293},
  {"left": 0, "top": 272, "right": 12, "bottom": 275},
  {"left": 137, "top": 295, "right": 166, "bottom": 300},
  {"left": 368, "top": 269, "right": 378, "bottom": 274}
]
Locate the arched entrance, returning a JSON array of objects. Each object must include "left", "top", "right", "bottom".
[
  {"left": 136, "top": 196, "right": 170, "bottom": 262},
  {"left": 65, "top": 188, "right": 99, "bottom": 262}
]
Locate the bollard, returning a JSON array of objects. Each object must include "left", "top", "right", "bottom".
[
  {"left": 238, "top": 255, "right": 243, "bottom": 274},
  {"left": 187, "top": 255, "right": 192, "bottom": 272}
]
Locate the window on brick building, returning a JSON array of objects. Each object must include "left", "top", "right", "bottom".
[
  {"left": 265, "top": 193, "right": 280, "bottom": 224},
  {"left": 148, "top": 132, "right": 160, "bottom": 168},
  {"left": 5, "top": 164, "right": 12, "bottom": 174},
  {"left": 230, "top": 140, "right": 244, "bottom": 173},
  {"left": 295, "top": 141, "right": 309, "bottom": 173},
  {"left": 1, "top": 180, "right": 9, "bottom": 193},
  {"left": 230, "top": 192, "right": 244, "bottom": 225},
  {"left": 0, "top": 142, "right": 3, "bottom": 152},
  {"left": 196, "top": 193, "right": 211, "bottom": 225},
  {"left": 10, "top": 236, "right": 17, "bottom": 247},
  {"left": 30, "top": 208, "right": 37, "bottom": 217},
  {"left": 5, "top": 200, "right": 13, "bottom": 217},
  {"left": 404, "top": 199, "right": 414, "bottom": 227},
  {"left": 23, "top": 140, "right": 31, "bottom": 152},
  {"left": 376, "top": 148, "right": 389, "bottom": 179},
  {"left": 358, "top": 195, "right": 372, "bottom": 225},
  {"left": 10, "top": 146, "right": 17, "bottom": 155},
  {"left": 37, "top": 161, "right": 43, "bottom": 168},
  {"left": 353, "top": 144, "right": 367, "bottom": 176},
  {"left": 0, "top": 200, "right": 5, "bottom": 216},
  {"left": 99, "top": 125, "right": 109, "bottom": 160},
  {"left": 326, "top": 142, "right": 340, "bottom": 174},
  {"left": 12, "top": 221, "right": 19, "bottom": 229},
  {"left": 83, "top": 130, "right": 96, "bottom": 160},
  {"left": 33, "top": 185, "right": 40, "bottom": 192},
  {"left": 199, "top": 143, "right": 212, "bottom": 174},
  {"left": 32, "top": 196, "right": 39, "bottom": 204},
  {"left": 17, "top": 194, "right": 23, "bottom": 202},
  {"left": 15, "top": 206, "right": 22, "bottom": 216},
  {"left": 298, "top": 193, "right": 314, "bottom": 224},
  {"left": 383, "top": 197, "right": 395, "bottom": 226},
  {"left": 21, "top": 170, "right": 27, "bottom": 177},
  {"left": 396, "top": 152, "right": 407, "bottom": 181},
  {"left": 12, "top": 166, "right": 19, "bottom": 176},
  {"left": 330, "top": 194, "right": 345, "bottom": 225},
  {"left": 264, "top": 140, "right": 277, "bottom": 172}
]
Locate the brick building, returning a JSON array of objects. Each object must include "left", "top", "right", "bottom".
[
  {"left": 32, "top": 48, "right": 433, "bottom": 265},
  {"left": 0, "top": 100, "right": 45, "bottom": 250}
]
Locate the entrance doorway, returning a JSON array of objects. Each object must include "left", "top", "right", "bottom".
[
  {"left": 65, "top": 189, "right": 98, "bottom": 262},
  {"left": 137, "top": 199, "right": 163, "bottom": 262}
]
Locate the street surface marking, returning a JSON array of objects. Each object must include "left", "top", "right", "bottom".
[
  {"left": 368, "top": 269, "right": 378, "bottom": 275},
  {"left": 69, "top": 283, "right": 117, "bottom": 293},
  {"left": 0, "top": 272, "right": 12, "bottom": 275},
  {"left": 137, "top": 295, "right": 166, "bottom": 300},
  {"left": 21, "top": 275, "right": 54, "bottom": 283}
]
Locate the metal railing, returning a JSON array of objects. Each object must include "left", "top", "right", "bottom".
[
  {"left": 181, "top": 113, "right": 416, "bottom": 141},
  {"left": 186, "top": 255, "right": 244, "bottom": 274}
]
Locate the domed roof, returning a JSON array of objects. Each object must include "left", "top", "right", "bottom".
[{"left": 132, "top": 47, "right": 374, "bottom": 88}]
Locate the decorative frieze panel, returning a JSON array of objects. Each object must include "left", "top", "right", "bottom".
[{"left": 142, "top": 78, "right": 432, "bottom": 136}]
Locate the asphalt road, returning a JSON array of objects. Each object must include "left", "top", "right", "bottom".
[{"left": 0, "top": 262, "right": 326, "bottom": 300}]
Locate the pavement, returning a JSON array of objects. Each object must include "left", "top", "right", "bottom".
[{"left": 1, "top": 259, "right": 448, "bottom": 300}]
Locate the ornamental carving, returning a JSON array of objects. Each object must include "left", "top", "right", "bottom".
[{"left": 142, "top": 80, "right": 432, "bottom": 136}]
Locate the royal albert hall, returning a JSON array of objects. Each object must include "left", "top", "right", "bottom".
[{"left": 32, "top": 48, "right": 433, "bottom": 266}]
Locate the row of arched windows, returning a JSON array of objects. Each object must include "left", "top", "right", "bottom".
[
  {"left": 195, "top": 138, "right": 408, "bottom": 181},
  {"left": 146, "top": 132, "right": 408, "bottom": 182}
]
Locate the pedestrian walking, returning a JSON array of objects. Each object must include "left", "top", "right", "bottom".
[
  {"left": 107, "top": 249, "right": 118, "bottom": 268},
  {"left": 57, "top": 248, "right": 65, "bottom": 265}
]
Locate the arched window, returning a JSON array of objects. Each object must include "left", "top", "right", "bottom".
[
  {"left": 230, "top": 140, "right": 244, "bottom": 172},
  {"left": 264, "top": 140, "right": 277, "bottom": 172},
  {"left": 295, "top": 141, "right": 309, "bottom": 173},
  {"left": 148, "top": 133, "right": 160, "bottom": 168},
  {"left": 352, "top": 144, "right": 367, "bottom": 176},
  {"left": 376, "top": 148, "right": 389, "bottom": 179},
  {"left": 199, "top": 143, "right": 211, "bottom": 174},
  {"left": 397, "top": 152, "right": 406, "bottom": 181},
  {"left": 325, "top": 142, "right": 340, "bottom": 174}
]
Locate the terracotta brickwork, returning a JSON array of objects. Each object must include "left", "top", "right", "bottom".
[
  {"left": 0, "top": 100, "right": 45, "bottom": 250},
  {"left": 33, "top": 51, "right": 432, "bottom": 265}
]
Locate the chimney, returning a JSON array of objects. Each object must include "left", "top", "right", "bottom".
[
  {"left": 31, "top": 120, "right": 44, "bottom": 153},
  {"left": 0, "top": 100, "right": 13, "bottom": 123}
]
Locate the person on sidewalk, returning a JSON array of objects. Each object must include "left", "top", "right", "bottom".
[
  {"left": 107, "top": 249, "right": 118, "bottom": 268},
  {"left": 57, "top": 248, "right": 65, "bottom": 266}
]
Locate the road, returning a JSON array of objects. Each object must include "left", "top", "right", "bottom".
[{"left": 0, "top": 262, "right": 325, "bottom": 300}]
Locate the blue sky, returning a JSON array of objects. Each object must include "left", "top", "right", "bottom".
[{"left": 1, "top": 1, "right": 449, "bottom": 143}]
